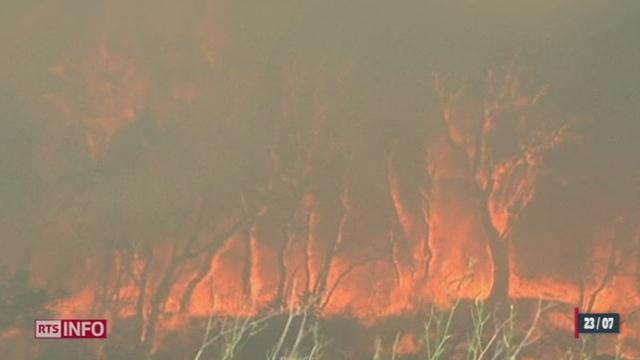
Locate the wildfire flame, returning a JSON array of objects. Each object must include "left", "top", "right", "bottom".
[{"left": 2, "top": 2, "right": 639, "bottom": 358}]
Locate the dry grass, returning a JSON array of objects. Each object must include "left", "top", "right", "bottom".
[
  {"left": 191, "top": 297, "right": 628, "bottom": 360},
  {"left": 194, "top": 292, "right": 623, "bottom": 360}
]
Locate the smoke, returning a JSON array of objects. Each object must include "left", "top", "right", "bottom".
[{"left": 1, "top": 0, "right": 640, "bottom": 358}]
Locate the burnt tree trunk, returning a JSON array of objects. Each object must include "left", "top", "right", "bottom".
[
  {"left": 478, "top": 193, "right": 510, "bottom": 303},
  {"left": 487, "top": 232, "right": 509, "bottom": 303}
]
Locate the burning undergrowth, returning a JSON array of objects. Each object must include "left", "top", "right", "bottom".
[{"left": 3, "top": 58, "right": 638, "bottom": 359}]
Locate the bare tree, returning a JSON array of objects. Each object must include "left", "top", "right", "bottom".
[
  {"left": 387, "top": 145, "right": 434, "bottom": 289},
  {"left": 434, "top": 64, "right": 573, "bottom": 302}
]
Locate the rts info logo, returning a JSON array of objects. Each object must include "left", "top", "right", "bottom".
[{"left": 34, "top": 319, "right": 107, "bottom": 339}]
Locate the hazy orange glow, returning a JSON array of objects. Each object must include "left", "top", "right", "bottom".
[{"left": 2, "top": 2, "right": 640, "bottom": 359}]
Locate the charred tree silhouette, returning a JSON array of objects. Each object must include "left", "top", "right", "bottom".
[
  {"left": 261, "top": 60, "right": 373, "bottom": 313},
  {"left": 387, "top": 146, "right": 434, "bottom": 290},
  {"left": 139, "top": 209, "right": 256, "bottom": 357},
  {"left": 434, "top": 64, "right": 572, "bottom": 302},
  {"left": 0, "top": 267, "right": 55, "bottom": 334}
]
